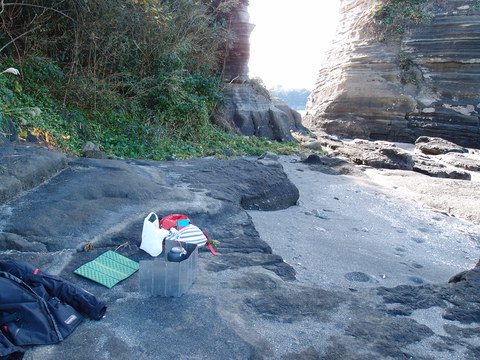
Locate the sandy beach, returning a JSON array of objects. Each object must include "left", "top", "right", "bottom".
[{"left": 249, "top": 154, "right": 480, "bottom": 291}]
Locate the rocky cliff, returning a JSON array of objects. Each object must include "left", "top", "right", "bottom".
[
  {"left": 222, "top": 3, "right": 255, "bottom": 83},
  {"left": 220, "top": 4, "right": 306, "bottom": 141},
  {"left": 304, "top": 0, "right": 480, "bottom": 148}
]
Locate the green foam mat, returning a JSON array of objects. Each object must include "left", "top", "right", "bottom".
[{"left": 74, "top": 250, "right": 139, "bottom": 288}]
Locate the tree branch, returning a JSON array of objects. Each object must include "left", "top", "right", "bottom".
[
  {"left": 1, "top": 2, "right": 74, "bottom": 21},
  {"left": 0, "top": 24, "right": 41, "bottom": 53}
]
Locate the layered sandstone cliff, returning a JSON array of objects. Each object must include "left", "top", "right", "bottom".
[
  {"left": 222, "top": 4, "right": 255, "bottom": 83},
  {"left": 220, "top": 4, "right": 306, "bottom": 141},
  {"left": 304, "top": 0, "right": 480, "bottom": 148}
]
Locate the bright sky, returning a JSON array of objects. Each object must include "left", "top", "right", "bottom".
[{"left": 248, "top": 0, "right": 341, "bottom": 90}]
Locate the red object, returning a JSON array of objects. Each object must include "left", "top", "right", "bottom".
[
  {"left": 206, "top": 240, "right": 218, "bottom": 256},
  {"left": 202, "top": 231, "right": 218, "bottom": 256},
  {"left": 160, "top": 214, "right": 219, "bottom": 256},
  {"left": 160, "top": 214, "right": 189, "bottom": 230},
  {"left": 33, "top": 268, "right": 39, "bottom": 275}
]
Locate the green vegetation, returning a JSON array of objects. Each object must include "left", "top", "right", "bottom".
[
  {"left": 249, "top": 77, "right": 271, "bottom": 101},
  {"left": 1, "top": 0, "right": 302, "bottom": 159},
  {"left": 472, "top": 0, "right": 480, "bottom": 12},
  {"left": 371, "top": 1, "right": 432, "bottom": 87},
  {"left": 373, "top": 0, "right": 433, "bottom": 40},
  {"left": 397, "top": 50, "right": 419, "bottom": 85}
]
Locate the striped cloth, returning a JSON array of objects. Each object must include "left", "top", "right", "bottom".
[{"left": 178, "top": 224, "right": 207, "bottom": 247}]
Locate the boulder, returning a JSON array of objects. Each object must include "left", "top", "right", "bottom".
[
  {"left": 303, "top": 140, "right": 325, "bottom": 151},
  {"left": 333, "top": 141, "right": 415, "bottom": 170},
  {"left": 82, "top": 141, "right": 107, "bottom": 159},
  {"left": 415, "top": 136, "right": 468, "bottom": 155},
  {"left": 300, "top": 153, "right": 360, "bottom": 175},
  {"left": 412, "top": 159, "right": 472, "bottom": 180},
  {"left": 310, "top": 132, "right": 478, "bottom": 180},
  {"left": 271, "top": 97, "right": 308, "bottom": 133},
  {"left": 440, "top": 152, "right": 480, "bottom": 171},
  {"left": 358, "top": 146, "right": 414, "bottom": 170},
  {"left": 221, "top": 83, "right": 306, "bottom": 141},
  {"left": 258, "top": 151, "right": 279, "bottom": 161}
]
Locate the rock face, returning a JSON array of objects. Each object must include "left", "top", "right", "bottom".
[
  {"left": 222, "top": 83, "right": 307, "bottom": 141},
  {"left": 0, "top": 141, "right": 68, "bottom": 204},
  {"left": 415, "top": 136, "right": 467, "bottom": 155},
  {"left": 299, "top": 131, "right": 480, "bottom": 223},
  {"left": 0, "top": 143, "right": 299, "bottom": 260},
  {"left": 1, "top": 142, "right": 479, "bottom": 359},
  {"left": 220, "top": 4, "right": 306, "bottom": 141},
  {"left": 305, "top": 0, "right": 480, "bottom": 149},
  {"left": 306, "top": 135, "right": 476, "bottom": 180},
  {"left": 222, "top": 3, "right": 254, "bottom": 83}
]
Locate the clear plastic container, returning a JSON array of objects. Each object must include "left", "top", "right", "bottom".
[{"left": 139, "top": 240, "right": 198, "bottom": 297}]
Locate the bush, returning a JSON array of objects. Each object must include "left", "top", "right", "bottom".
[
  {"left": 372, "top": 0, "right": 433, "bottom": 40},
  {"left": 1, "top": 1, "right": 303, "bottom": 160},
  {"left": 0, "top": 1, "right": 230, "bottom": 151},
  {"left": 1, "top": 56, "right": 302, "bottom": 160}
]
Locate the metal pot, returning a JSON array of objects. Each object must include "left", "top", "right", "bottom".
[{"left": 167, "top": 246, "right": 187, "bottom": 262}]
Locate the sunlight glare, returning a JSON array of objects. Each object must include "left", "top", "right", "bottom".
[{"left": 248, "top": 0, "right": 341, "bottom": 90}]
